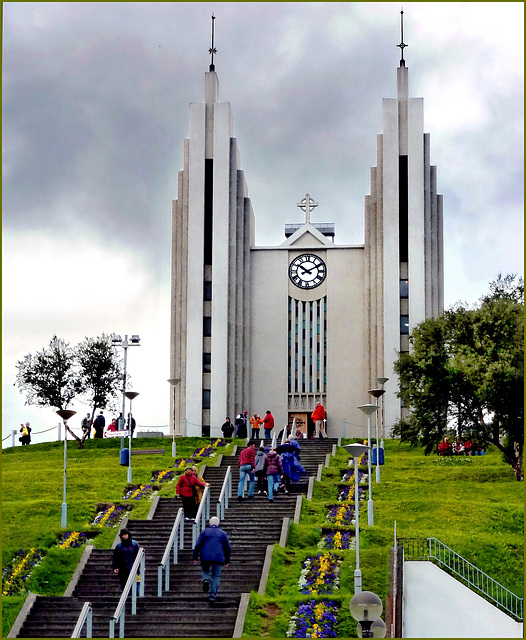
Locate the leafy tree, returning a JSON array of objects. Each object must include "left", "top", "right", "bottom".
[
  {"left": 393, "top": 274, "right": 524, "bottom": 480},
  {"left": 15, "top": 334, "right": 124, "bottom": 448},
  {"left": 15, "top": 335, "right": 80, "bottom": 411}
]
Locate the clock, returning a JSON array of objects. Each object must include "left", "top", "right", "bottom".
[{"left": 289, "top": 253, "right": 327, "bottom": 289}]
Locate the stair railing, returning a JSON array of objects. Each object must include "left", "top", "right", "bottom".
[
  {"left": 399, "top": 537, "right": 523, "bottom": 621},
  {"left": 71, "top": 601, "right": 92, "bottom": 638},
  {"left": 109, "top": 547, "right": 146, "bottom": 638},
  {"left": 217, "top": 465, "right": 232, "bottom": 520},
  {"left": 157, "top": 507, "right": 185, "bottom": 596},
  {"left": 192, "top": 485, "right": 211, "bottom": 547},
  {"left": 271, "top": 433, "right": 277, "bottom": 449}
]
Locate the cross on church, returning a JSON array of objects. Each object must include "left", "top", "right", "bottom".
[{"left": 297, "top": 194, "right": 319, "bottom": 225}]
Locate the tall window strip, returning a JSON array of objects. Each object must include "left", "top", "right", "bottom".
[
  {"left": 289, "top": 297, "right": 327, "bottom": 394},
  {"left": 399, "top": 155, "right": 408, "bottom": 263}
]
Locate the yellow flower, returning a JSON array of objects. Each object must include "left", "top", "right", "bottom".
[
  {"left": 60, "top": 531, "right": 80, "bottom": 548},
  {"left": 98, "top": 505, "right": 115, "bottom": 526}
]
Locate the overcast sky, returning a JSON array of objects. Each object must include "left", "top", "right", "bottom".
[{"left": 3, "top": 2, "right": 523, "bottom": 445}]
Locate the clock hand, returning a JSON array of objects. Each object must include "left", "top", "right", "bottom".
[{"left": 300, "top": 265, "right": 315, "bottom": 275}]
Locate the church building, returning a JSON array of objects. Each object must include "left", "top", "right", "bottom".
[{"left": 169, "top": 30, "right": 444, "bottom": 440}]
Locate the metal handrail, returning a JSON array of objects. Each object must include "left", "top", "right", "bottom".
[
  {"left": 157, "top": 507, "right": 185, "bottom": 596},
  {"left": 71, "top": 601, "right": 92, "bottom": 638},
  {"left": 271, "top": 433, "right": 277, "bottom": 449},
  {"left": 400, "top": 537, "right": 523, "bottom": 621},
  {"left": 109, "top": 547, "right": 145, "bottom": 638},
  {"left": 192, "top": 485, "right": 210, "bottom": 547},
  {"left": 217, "top": 466, "right": 232, "bottom": 520}
]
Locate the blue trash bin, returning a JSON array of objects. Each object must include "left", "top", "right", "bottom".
[
  {"left": 120, "top": 448, "right": 129, "bottom": 466},
  {"left": 372, "top": 446, "right": 384, "bottom": 465}
]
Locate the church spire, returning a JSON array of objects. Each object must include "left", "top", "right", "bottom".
[
  {"left": 397, "top": 8, "right": 407, "bottom": 67},
  {"left": 209, "top": 14, "right": 217, "bottom": 71}
]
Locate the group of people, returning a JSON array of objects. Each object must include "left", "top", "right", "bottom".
[
  {"left": 438, "top": 435, "right": 485, "bottom": 456},
  {"left": 237, "top": 438, "right": 307, "bottom": 501},
  {"left": 19, "top": 422, "right": 32, "bottom": 445},
  {"left": 113, "top": 516, "right": 231, "bottom": 604},
  {"left": 221, "top": 402, "right": 328, "bottom": 440},
  {"left": 221, "top": 410, "right": 275, "bottom": 439},
  {"left": 81, "top": 411, "right": 136, "bottom": 439}
]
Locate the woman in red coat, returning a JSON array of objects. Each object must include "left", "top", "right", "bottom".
[
  {"left": 311, "top": 403, "right": 327, "bottom": 439},
  {"left": 176, "top": 467, "right": 208, "bottom": 521}
]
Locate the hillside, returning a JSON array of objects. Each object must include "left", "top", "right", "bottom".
[{"left": 2, "top": 437, "right": 523, "bottom": 637}]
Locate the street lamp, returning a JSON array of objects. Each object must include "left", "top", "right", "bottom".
[
  {"left": 56, "top": 409, "right": 77, "bottom": 528},
  {"left": 358, "top": 404, "right": 379, "bottom": 526},
  {"left": 112, "top": 334, "right": 140, "bottom": 447},
  {"left": 368, "top": 389, "right": 386, "bottom": 483},
  {"left": 376, "top": 377, "right": 389, "bottom": 448},
  {"left": 349, "top": 591, "right": 386, "bottom": 638},
  {"left": 123, "top": 391, "right": 139, "bottom": 484},
  {"left": 167, "top": 378, "right": 181, "bottom": 457},
  {"left": 343, "top": 442, "right": 370, "bottom": 594}
]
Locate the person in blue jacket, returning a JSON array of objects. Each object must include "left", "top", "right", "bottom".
[
  {"left": 193, "top": 516, "right": 231, "bottom": 603},
  {"left": 112, "top": 528, "right": 140, "bottom": 590}
]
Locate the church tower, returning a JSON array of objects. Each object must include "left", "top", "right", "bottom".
[
  {"left": 170, "top": 14, "right": 444, "bottom": 439},
  {"left": 364, "top": 13, "right": 444, "bottom": 430},
  {"left": 169, "top": 39, "right": 255, "bottom": 437}
]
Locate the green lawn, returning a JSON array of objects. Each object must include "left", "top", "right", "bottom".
[{"left": 2, "top": 436, "right": 523, "bottom": 638}]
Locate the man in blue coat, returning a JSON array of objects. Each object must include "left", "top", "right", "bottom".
[{"left": 193, "top": 516, "right": 231, "bottom": 602}]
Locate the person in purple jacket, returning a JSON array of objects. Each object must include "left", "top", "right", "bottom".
[{"left": 263, "top": 448, "right": 283, "bottom": 501}]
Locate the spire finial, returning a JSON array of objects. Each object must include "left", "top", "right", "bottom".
[
  {"left": 209, "top": 14, "right": 217, "bottom": 71},
  {"left": 397, "top": 8, "right": 407, "bottom": 66}
]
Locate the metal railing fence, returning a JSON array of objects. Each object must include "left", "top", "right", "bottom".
[
  {"left": 109, "top": 548, "right": 145, "bottom": 638},
  {"left": 192, "top": 485, "right": 210, "bottom": 547},
  {"left": 217, "top": 466, "right": 232, "bottom": 520},
  {"left": 71, "top": 602, "right": 92, "bottom": 638},
  {"left": 157, "top": 507, "right": 185, "bottom": 596},
  {"left": 399, "top": 537, "right": 523, "bottom": 621}
]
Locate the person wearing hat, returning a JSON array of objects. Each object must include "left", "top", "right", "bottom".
[
  {"left": 112, "top": 528, "right": 140, "bottom": 591},
  {"left": 192, "top": 516, "right": 231, "bottom": 603}
]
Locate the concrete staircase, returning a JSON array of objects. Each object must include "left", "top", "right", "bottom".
[{"left": 14, "top": 439, "right": 336, "bottom": 638}]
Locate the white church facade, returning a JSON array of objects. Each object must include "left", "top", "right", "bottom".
[{"left": 169, "top": 48, "right": 443, "bottom": 440}]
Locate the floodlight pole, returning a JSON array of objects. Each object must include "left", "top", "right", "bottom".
[
  {"left": 124, "top": 392, "right": 140, "bottom": 484},
  {"left": 56, "top": 409, "right": 76, "bottom": 529},
  {"left": 358, "top": 404, "right": 379, "bottom": 527},
  {"left": 168, "top": 378, "right": 181, "bottom": 457},
  {"left": 369, "top": 389, "right": 386, "bottom": 484}
]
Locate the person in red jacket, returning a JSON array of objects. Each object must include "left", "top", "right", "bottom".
[
  {"left": 311, "top": 402, "right": 327, "bottom": 439},
  {"left": 237, "top": 443, "right": 256, "bottom": 500},
  {"left": 263, "top": 410, "right": 275, "bottom": 439},
  {"left": 437, "top": 436, "right": 453, "bottom": 456},
  {"left": 176, "top": 467, "right": 209, "bottom": 521}
]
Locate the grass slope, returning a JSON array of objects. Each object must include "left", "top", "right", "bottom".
[{"left": 2, "top": 437, "right": 523, "bottom": 638}]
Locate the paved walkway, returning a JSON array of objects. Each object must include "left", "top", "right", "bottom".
[{"left": 403, "top": 561, "right": 523, "bottom": 638}]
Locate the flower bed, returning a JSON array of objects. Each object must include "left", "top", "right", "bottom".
[
  {"left": 286, "top": 599, "right": 339, "bottom": 638},
  {"left": 340, "top": 469, "right": 365, "bottom": 483},
  {"left": 2, "top": 548, "right": 45, "bottom": 596},
  {"left": 123, "top": 484, "right": 156, "bottom": 500},
  {"left": 92, "top": 504, "right": 127, "bottom": 527},
  {"left": 298, "top": 553, "right": 341, "bottom": 595},
  {"left": 337, "top": 484, "right": 365, "bottom": 502},
  {"left": 326, "top": 504, "right": 354, "bottom": 526},
  {"left": 318, "top": 531, "right": 355, "bottom": 550},
  {"left": 151, "top": 469, "right": 176, "bottom": 483},
  {"left": 58, "top": 532, "right": 88, "bottom": 548}
]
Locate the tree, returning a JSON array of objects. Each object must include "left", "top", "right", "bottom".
[
  {"left": 393, "top": 274, "right": 524, "bottom": 480},
  {"left": 15, "top": 335, "right": 80, "bottom": 411},
  {"left": 15, "top": 334, "right": 124, "bottom": 448}
]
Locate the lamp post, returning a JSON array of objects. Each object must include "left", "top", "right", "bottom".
[
  {"left": 349, "top": 590, "right": 386, "bottom": 638},
  {"left": 167, "top": 378, "right": 181, "bottom": 457},
  {"left": 123, "top": 392, "right": 139, "bottom": 484},
  {"left": 343, "top": 442, "right": 370, "bottom": 594},
  {"left": 358, "top": 404, "right": 379, "bottom": 526},
  {"left": 112, "top": 334, "right": 140, "bottom": 447},
  {"left": 376, "top": 377, "right": 389, "bottom": 448},
  {"left": 56, "top": 409, "right": 77, "bottom": 528},
  {"left": 368, "top": 389, "right": 386, "bottom": 483}
]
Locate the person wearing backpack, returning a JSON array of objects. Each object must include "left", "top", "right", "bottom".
[{"left": 112, "top": 528, "right": 140, "bottom": 590}]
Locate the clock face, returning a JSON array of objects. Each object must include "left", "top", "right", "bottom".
[{"left": 289, "top": 254, "right": 327, "bottom": 289}]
